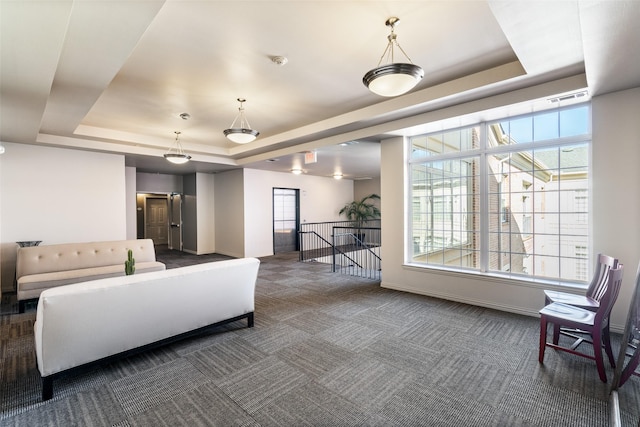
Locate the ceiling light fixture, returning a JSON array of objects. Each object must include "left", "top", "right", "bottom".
[
  {"left": 291, "top": 168, "right": 303, "bottom": 175},
  {"left": 363, "top": 17, "right": 424, "bottom": 97},
  {"left": 223, "top": 98, "right": 259, "bottom": 144},
  {"left": 333, "top": 173, "right": 343, "bottom": 180},
  {"left": 163, "top": 131, "right": 191, "bottom": 164}
]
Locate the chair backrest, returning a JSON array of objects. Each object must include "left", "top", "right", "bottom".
[
  {"left": 587, "top": 253, "right": 619, "bottom": 301},
  {"left": 594, "top": 264, "right": 624, "bottom": 325}
]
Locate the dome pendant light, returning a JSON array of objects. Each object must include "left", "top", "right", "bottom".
[
  {"left": 223, "top": 98, "right": 259, "bottom": 144},
  {"left": 163, "top": 131, "right": 191, "bottom": 164},
  {"left": 363, "top": 17, "right": 424, "bottom": 97}
]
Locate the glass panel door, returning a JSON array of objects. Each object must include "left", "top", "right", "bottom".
[{"left": 273, "top": 188, "right": 299, "bottom": 253}]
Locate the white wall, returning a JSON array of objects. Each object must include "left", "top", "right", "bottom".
[
  {"left": 196, "top": 172, "right": 215, "bottom": 254},
  {"left": 0, "top": 143, "right": 127, "bottom": 291},
  {"left": 380, "top": 86, "right": 640, "bottom": 333},
  {"left": 592, "top": 87, "right": 640, "bottom": 330},
  {"left": 243, "top": 168, "right": 354, "bottom": 258},
  {"left": 354, "top": 177, "right": 381, "bottom": 219},
  {"left": 354, "top": 177, "right": 381, "bottom": 202}
]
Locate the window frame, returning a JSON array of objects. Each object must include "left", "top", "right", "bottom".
[{"left": 406, "top": 103, "right": 592, "bottom": 286}]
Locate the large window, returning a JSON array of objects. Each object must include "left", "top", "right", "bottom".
[{"left": 409, "top": 104, "right": 590, "bottom": 284}]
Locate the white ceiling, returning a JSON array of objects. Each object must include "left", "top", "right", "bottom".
[{"left": 2, "top": 1, "right": 640, "bottom": 178}]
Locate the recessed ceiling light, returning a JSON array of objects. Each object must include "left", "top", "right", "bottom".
[{"left": 266, "top": 159, "right": 279, "bottom": 162}]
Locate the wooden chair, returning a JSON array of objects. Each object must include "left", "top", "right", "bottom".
[
  {"left": 544, "top": 253, "right": 618, "bottom": 309},
  {"left": 539, "top": 264, "right": 624, "bottom": 382},
  {"left": 543, "top": 253, "right": 618, "bottom": 348}
]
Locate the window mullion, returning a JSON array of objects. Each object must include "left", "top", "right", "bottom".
[{"left": 479, "top": 123, "right": 489, "bottom": 273}]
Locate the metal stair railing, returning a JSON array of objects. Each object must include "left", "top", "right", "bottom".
[
  {"left": 299, "top": 220, "right": 381, "bottom": 280},
  {"left": 299, "top": 220, "right": 357, "bottom": 262},
  {"left": 332, "top": 227, "right": 381, "bottom": 280},
  {"left": 298, "top": 230, "right": 357, "bottom": 265}
]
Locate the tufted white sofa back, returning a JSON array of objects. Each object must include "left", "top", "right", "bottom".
[{"left": 16, "top": 239, "right": 158, "bottom": 278}]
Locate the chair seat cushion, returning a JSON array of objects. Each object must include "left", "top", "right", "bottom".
[{"left": 539, "top": 302, "right": 596, "bottom": 326}]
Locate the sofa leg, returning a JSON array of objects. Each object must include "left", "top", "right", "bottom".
[
  {"left": 18, "top": 300, "right": 26, "bottom": 314},
  {"left": 42, "top": 377, "right": 53, "bottom": 401},
  {"left": 247, "top": 312, "right": 254, "bottom": 328}
]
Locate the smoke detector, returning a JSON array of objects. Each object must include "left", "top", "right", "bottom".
[{"left": 271, "top": 56, "right": 288, "bottom": 66}]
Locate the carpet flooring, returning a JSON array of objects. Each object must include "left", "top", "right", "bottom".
[{"left": 1, "top": 250, "right": 640, "bottom": 426}]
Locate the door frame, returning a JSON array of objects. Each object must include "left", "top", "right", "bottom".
[
  {"left": 272, "top": 187, "right": 300, "bottom": 253},
  {"left": 169, "top": 192, "right": 184, "bottom": 251},
  {"left": 137, "top": 192, "right": 183, "bottom": 251}
]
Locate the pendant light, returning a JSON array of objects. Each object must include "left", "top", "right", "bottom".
[
  {"left": 223, "top": 98, "right": 259, "bottom": 144},
  {"left": 363, "top": 17, "right": 424, "bottom": 97},
  {"left": 163, "top": 131, "right": 191, "bottom": 164}
]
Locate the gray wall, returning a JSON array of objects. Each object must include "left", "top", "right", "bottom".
[
  {"left": 182, "top": 174, "right": 197, "bottom": 253},
  {"left": 136, "top": 172, "right": 183, "bottom": 194}
]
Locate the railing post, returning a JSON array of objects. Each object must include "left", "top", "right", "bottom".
[
  {"left": 298, "top": 231, "right": 303, "bottom": 262},
  {"left": 332, "top": 230, "right": 336, "bottom": 272}
]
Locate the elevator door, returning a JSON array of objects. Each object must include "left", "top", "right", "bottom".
[{"left": 273, "top": 188, "right": 299, "bottom": 253}]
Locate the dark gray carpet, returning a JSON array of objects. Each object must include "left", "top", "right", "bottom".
[{"left": 2, "top": 250, "right": 640, "bottom": 426}]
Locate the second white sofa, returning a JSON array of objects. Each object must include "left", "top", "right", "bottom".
[
  {"left": 34, "top": 257, "right": 260, "bottom": 400},
  {"left": 16, "top": 239, "right": 166, "bottom": 312}
]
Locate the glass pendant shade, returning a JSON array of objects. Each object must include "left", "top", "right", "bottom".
[
  {"left": 164, "top": 153, "right": 191, "bottom": 164},
  {"left": 363, "top": 63, "right": 424, "bottom": 97},
  {"left": 363, "top": 17, "right": 423, "bottom": 97},
  {"left": 163, "top": 131, "right": 191, "bottom": 164},
  {"left": 224, "top": 98, "right": 259, "bottom": 144},
  {"left": 223, "top": 128, "right": 259, "bottom": 144}
]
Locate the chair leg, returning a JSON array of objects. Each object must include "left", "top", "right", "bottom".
[
  {"left": 592, "top": 328, "right": 607, "bottom": 382},
  {"left": 552, "top": 323, "right": 561, "bottom": 345},
  {"left": 602, "top": 324, "right": 616, "bottom": 368},
  {"left": 539, "top": 316, "right": 548, "bottom": 363}
]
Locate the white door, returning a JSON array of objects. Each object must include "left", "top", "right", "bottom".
[{"left": 146, "top": 198, "right": 168, "bottom": 245}]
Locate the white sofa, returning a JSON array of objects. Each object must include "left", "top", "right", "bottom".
[
  {"left": 16, "top": 239, "right": 166, "bottom": 312},
  {"left": 34, "top": 257, "right": 260, "bottom": 400}
]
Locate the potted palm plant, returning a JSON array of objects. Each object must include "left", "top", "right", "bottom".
[{"left": 339, "top": 193, "right": 381, "bottom": 245}]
